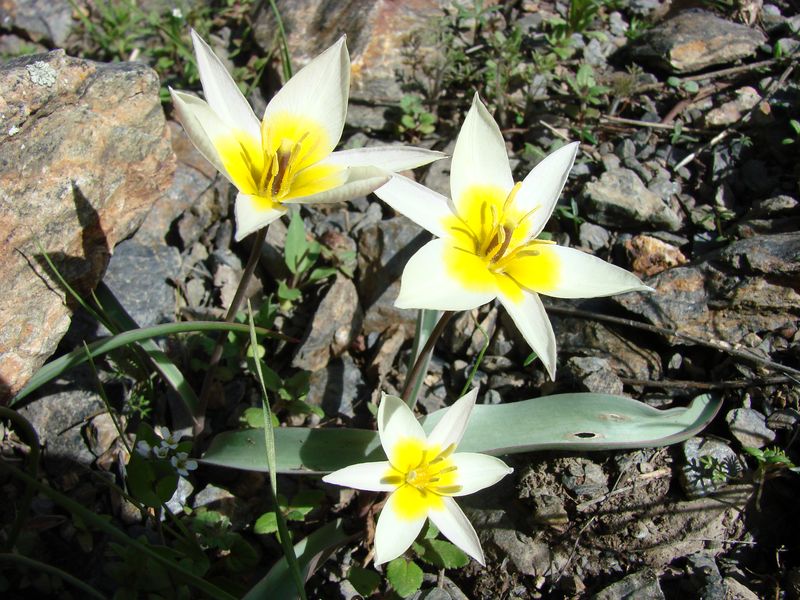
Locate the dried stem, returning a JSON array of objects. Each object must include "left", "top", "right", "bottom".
[{"left": 195, "top": 227, "right": 268, "bottom": 435}]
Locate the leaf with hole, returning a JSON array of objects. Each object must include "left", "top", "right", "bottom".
[{"left": 202, "top": 394, "right": 721, "bottom": 474}]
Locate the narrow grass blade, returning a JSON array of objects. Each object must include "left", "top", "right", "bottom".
[
  {"left": 94, "top": 282, "right": 201, "bottom": 418},
  {"left": 268, "top": 0, "right": 293, "bottom": 80},
  {"left": 13, "top": 322, "right": 278, "bottom": 404},
  {"left": 247, "top": 302, "right": 306, "bottom": 600},
  {"left": 243, "top": 520, "right": 353, "bottom": 600},
  {"left": 201, "top": 393, "right": 721, "bottom": 474}
]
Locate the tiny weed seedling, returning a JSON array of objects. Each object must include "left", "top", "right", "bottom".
[
  {"left": 279, "top": 211, "right": 338, "bottom": 309},
  {"left": 398, "top": 94, "right": 437, "bottom": 141},
  {"left": 253, "top": 490, "right": 325, "bottom": 538}
]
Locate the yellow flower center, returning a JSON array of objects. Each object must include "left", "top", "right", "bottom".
[
  {"left": 213, "top": 112, "right": 343, "bottom": 211},
  {"left": 442, "top": 183, "right": 560, "bottom": 302},
  {"left": 382, "top": 438, "right": 461, "bottom": 520}
]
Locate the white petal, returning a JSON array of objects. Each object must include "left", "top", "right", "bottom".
[
  {"left": 450, "top": 453, "right": 513, "bottom": 496},
  {"left": 426, "top": 388, "right": 478, "bottom": 451},
  {"left": 497, "top": 290, "right": 557, "bottom": 380},
  {"left": 373, "top": 491, "right": 426, "bottom": 565},
  {"left": 326, "top": 146, "right": 445, "bottom": 172},
  {"left": 428, "top": 497, "right": 484, "bottom": 566},
  {"left": 395, "top": 239, "right": 497, "bottom": 311},
  {"left": 284, "top": 166, "right": 389, "bottom": 205},
  {"left": 532, "top": 245, "right": 651, "bottom": 299},
  {"left": 516, "top": 142, "right": 579, "bottom": 237},
  {"left": 234, "top": 192, "right": 287, "bottom": 241},
  {"left": 373, "top": 175, "right": 452, "bottom": 238},
  {"left": 450, "top": 94, "right": 513, "bottom": 211},
  {"left": 170, "top": 89, "right": 231, "bottom": 183},
  {"left": 263, "top": 36, "right": 348, "bottom": 157},
  {"left": 190, "top": 30, "right": 260, "bottom": 142},
  {"left": 322, "top": 461, "right": 396, "bottom": 492},
  {"left": 378, "top": 393, "right": 426, "bottom": 460}
]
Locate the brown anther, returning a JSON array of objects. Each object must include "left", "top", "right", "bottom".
[{"left": 490, "top": 224, "right": 514, "bottom": 263}]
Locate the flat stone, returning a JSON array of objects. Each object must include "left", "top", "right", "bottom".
[
  {"left": 631, "top": 9, "right": 766, "bottom": 73},
  {"left": 102, "top": 240, "right": 181, "bottom": 328},
  {"left": 17, "top": 372, "right": 104, "bottom": 466},
  {"left": 307, "top": 354, "right": 365, "bottom": 418},
  {"left": 579, "top": 222, "right": 610, "bottom": 251},
  {"left": 0, "top": 0, "right": 73, "bottom": 46},
  {"left": 292, "top": 275, "right": 363, "bottom": 372},
  {"left": 582, "top": 168, "right": 683, "bottom": 231},
  {"left": 615, "top": 236, "right": 800, "bottom": 345},
  {"left": 565, "top": 356, "right": 624, "bottom": 396},
  {"left": 705, "top": 87, "right": 763, "bottom": 127},
  {"left": 680, "top": 437, "right": 743, "bottom": 498},
  {"left": 726, "top": 408, "right": 776, "bottom": 448},
  {"left": 0, "top": 51, "right": 174, "bottom": 401},
  {"left": 491, "top": 528, "right": 553, "bottom": 577},
  {"left": 593, "top": 568, "right": 665, "bottom": 600}
]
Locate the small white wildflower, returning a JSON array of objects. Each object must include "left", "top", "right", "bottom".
[
  {"left": 171, "top": 452, "right": 198, "bottom": 477},
  {"left": 135, "top": 440, "right": 152, "bottom": 457},
  {"left": 171, "top": 8, "right": 183, "bottom": 19}
]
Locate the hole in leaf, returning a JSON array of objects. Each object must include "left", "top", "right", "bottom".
[{"left": 574, "top": 432, "right": 597, "bottom": 439}]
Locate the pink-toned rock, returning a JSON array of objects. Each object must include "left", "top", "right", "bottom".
[
  {"left": 254, "top": 0, "right": 451, "bottom": 128},
  {"left": 0, "top": 51, "right": 175, "bottom": 402},
  {"left": 624, "top": 234, "right": 687, "bottom": 277}
]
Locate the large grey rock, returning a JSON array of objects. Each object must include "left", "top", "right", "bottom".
[
  {"left": 17, "top": 370, "right": 104, "bottom": 466},
  {"left": 565, "top": 356, "right": 624, "bottom": 395},
  {"left": 631, "top": 9, "right": 766, "bottom": 73},
  {"left": 0, "top": 51, "right": 175, "bottom": 401},
  {"left": 582, "top": 168, "right": 683, "bottom": 231}
]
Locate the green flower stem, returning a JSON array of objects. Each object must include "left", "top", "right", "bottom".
[
  {"left": 196, "top": 227, "right": 268, "bottom": 435},
  {"left": 401, "top": 311, "right": 455, "bottom": 408},
  {"left": 0, "top": 407, "right": 40, "bottom": 552}
]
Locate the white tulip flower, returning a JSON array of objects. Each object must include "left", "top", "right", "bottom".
[
  {"left": 171, "top": 31, "right": 444, "bottom": 240},
  {"left": 374, "top": 94, "right": 651, "bottom": 378},
  {"left": 323, "top": 390, "right": 512, "bottom": 566}
]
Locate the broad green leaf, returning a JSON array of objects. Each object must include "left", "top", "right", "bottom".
[
  {"left": 348, "top": 565, "right": 380, "bottom": 597},
  {"left": 284, "top": 210, "right": 308, "bottom": 275},
  {"left": 416, "top": 539, "right": 469, "bottom": 569},
  {"left": 254, "top": 512, "right": 279, "bottom": 535},
  {"left": 386, "top": 558, "right": 423, "bottom": 598},
  {"left": 243, "top": 519, "right": 353, "bottom": 600},
  {"left": 201, "top": 394, "right": 721, "bottom": 474}
]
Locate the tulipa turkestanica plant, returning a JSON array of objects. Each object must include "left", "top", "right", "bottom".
[{"left": 4, "top": 21, "right": 728, "bottom": 600}]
